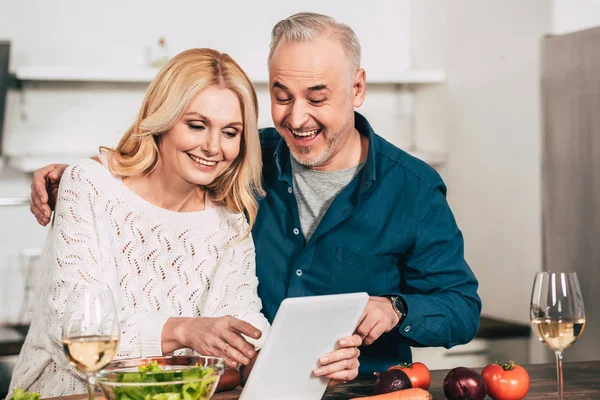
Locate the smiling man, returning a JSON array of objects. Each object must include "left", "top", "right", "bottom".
[
  {"left": 252, "top": 12, "right": 482, "bottom": 374},
  {"left": 29, "top": 12, "right": 481, "bottom": 379}
]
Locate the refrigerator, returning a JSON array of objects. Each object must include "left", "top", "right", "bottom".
[
  {"left": 0, "top": 41, "right": 9, "bottom": 156},
  {"left": 541, "top": 25, "right": 600, "bottom": 362}
]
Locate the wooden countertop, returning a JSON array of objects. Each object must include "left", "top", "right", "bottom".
[
  {"left": 320, "top": 360, "right": 600, "bottom": 399},
  {"left": 42, "top": 360, "right": 600, "bottom": 400}
]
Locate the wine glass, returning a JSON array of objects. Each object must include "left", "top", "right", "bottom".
[
  {"left": 62, "top": 287, "right": 120, "bottom": 400},
  {"left": 530, "top": 272, "right": 586, "bottom": 400}
]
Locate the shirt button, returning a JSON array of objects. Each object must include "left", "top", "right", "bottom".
[
  {"left": 404, "top": 326, "right": 411, "bottom": 333},
  {"left": 296, "top": 269, "right": 303, "bottom": 276},
  {"left": 288, "top": 187, "right": 293, "bottom": 194},
  {"left": 293, "top": 228, "right": 300, "bottom": 235}
]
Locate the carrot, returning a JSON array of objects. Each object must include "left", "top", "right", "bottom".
[{"left": 350, "top": 388, "right": 433, "bottom": 400}]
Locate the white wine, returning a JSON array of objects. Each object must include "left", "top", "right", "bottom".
[
  {"left": 62, "top": 335, "right": 119, "bottom": 373},
  {"left": 531, "top": 318, "right": 586, "bottom": 351}
]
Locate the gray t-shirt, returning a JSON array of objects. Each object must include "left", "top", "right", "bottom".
[{"left": 290, "top": 156, "right": 366, "bottom": 241}]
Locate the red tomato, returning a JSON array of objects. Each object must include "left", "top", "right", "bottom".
[
  {"left": 481, "top": 361, "right": 530, "bottom": 400},
  {"left": 388, "top": 362, "right": 431, "bottom": 390}
]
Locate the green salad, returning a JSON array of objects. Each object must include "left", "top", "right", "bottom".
[
  {"left": 110, "top": 361, "right": 217, "bottom": 400},
  {"left": 9, "top": 388, "right": 41, "bottom": 400}
]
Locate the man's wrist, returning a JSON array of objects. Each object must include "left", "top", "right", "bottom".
[{"left": 384, "top": 295, "right": 407, "bottom": 326}]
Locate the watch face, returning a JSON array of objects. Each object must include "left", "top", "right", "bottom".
[{"left": 393, "top": 297, "right": 405, "bottom": 315}]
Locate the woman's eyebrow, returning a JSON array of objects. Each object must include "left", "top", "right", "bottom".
[{"left": 184, "top": 112, "right": 207, "bottom": 119}]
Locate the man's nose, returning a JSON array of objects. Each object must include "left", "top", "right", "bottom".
[{"left": 287, "top": 100, "right": 311, "bottom": 130}]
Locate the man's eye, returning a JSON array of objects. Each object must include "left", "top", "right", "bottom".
[
  {"left": 309, "top": 99, "right": 325, "bottom": 104},
  {"left": 188, "top": 124, "right": 205, "bottom": 131},
  {"left": 276, "top": 97, "right": 292, "bottom": 103}
]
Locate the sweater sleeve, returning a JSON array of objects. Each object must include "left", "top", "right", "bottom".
[{"left": 201, "top": 215, "right": 271, "bottom": 349}]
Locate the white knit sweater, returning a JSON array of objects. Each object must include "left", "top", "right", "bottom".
[{"left": 9, "top": 159, "right": 270, "bottom": 397}]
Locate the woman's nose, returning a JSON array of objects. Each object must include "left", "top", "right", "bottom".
[{"left": 201, "top": 131, "right": 220, "bottom": 156}]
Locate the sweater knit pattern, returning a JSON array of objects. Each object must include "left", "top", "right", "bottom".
[{"left": 10, "top": 159, "right": 269, "bottom": 397}]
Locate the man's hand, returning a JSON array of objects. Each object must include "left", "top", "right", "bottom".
[
  {"left": 314, "top": 334, "right": 362, "bottom": 384},
  {"left": 30, "top": 163, "right": 68, "bottom": 226},
  {"left": 355, "top": 296, "right": 400, "bottom": 346}
]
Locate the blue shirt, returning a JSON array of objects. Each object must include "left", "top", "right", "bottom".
[{"left": 252, "top": 112, "right": 482, "bottom": 373}]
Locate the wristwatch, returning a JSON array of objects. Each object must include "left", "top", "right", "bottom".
[{"left": 386, "top": 295, "right": 407, "bottom": 326}]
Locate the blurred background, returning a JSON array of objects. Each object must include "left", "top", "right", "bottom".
[{"left": 1, "top": 0, "right": 599, "bottom": 396}]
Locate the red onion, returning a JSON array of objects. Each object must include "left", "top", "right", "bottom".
[
  {"left": 443, "top": 367, "right": 487, "bottom": 400},
  {"left": 374, "top": 369, "right": 413, "bottom": 394}
]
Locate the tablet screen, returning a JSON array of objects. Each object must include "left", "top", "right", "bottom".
[{"left": 240, "top": 292, "right": 369, "bottom": 400}]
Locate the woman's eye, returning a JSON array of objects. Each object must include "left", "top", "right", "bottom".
[
  {"left": 188, "top": 124, "right": 205, "bottom": 131},
  {"left": 223, "top": 131, "right": 238, "bottom": 139}
]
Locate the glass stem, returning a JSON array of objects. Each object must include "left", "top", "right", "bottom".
[
  {"left": 87, "top": 375, "right": 96, "bottom": 400},
  {"left": 555, "top": 351, "right": 564, "bottom": 400}
]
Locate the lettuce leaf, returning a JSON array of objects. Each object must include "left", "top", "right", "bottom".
[
  {"left": 9, "top": 388, "right": 41, "bottom": 400},
  {"left": 112, "top": 362, "right": 216, "bottom": 400}
]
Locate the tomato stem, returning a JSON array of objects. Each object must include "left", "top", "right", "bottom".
[
  {"left": 394, "top": 363, "right": 413, "bottom": 369},
  {"left": 495, "top": 360, "right": 516, "bottom": 370}
]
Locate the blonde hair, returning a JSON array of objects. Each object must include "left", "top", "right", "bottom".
[
  {"left": 268, "top": 12, "right": 361, "bottom": 74},
  {"left": 103, "top": 48, "right": 264, "bottom": 233}
]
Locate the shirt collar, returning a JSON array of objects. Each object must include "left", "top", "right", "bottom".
[
  {"left": 273, "top": 111, "right": 377, "bottom": 191},
  {"left": 354, "top": 111, "right": 377, "bottom": 193},
  {"left": 274, "top": 134, "right": 293, "bottom": 185}
]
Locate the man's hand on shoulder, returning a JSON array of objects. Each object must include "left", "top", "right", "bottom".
[
  {"left": 355, "top": 296, "right": 401, "bottom": 346},
  {"left": 30, "top": 163, "right": 68, "bottom": 226}
]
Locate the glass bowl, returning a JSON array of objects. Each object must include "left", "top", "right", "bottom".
[{"left": 96, "top": 355, "right": 225, "bottom": 400}]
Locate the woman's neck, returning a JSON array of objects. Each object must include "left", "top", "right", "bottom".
[{"left": 123, "top": 162, "right": 206, "bottom": 213}]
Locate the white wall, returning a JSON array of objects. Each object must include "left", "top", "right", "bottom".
[
  {"left": 553, "top": 0, "right": 600, "bottom": 34},
  {"left": 0, "top": 168, "right": 49, "bottom": 322},
  {"left": 0, "top": 1, "right": 415, "bottom": 321},
  {"left": 0, "top": 0, "right": 411, "bottom": 158},
  {"left": 4, "top": 0, "right": 585, "bottom": 338},
  {"left": 2, "top": 0, "right": 409, "bottom": 78},
  {"left": 411, "top": 0, "right": 552, "bottom": 327}
]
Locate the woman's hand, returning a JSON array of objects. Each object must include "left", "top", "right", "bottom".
[
  {"left": 163, "top": 316, "right": 262, "bottom": 368},
  {"left": 314, "top": 334, "right": 362, "bottom": 384}
]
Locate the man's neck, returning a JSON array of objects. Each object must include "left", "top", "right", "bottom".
[{"left": 310, "top": 127, "right": 369, "bottom": 172}]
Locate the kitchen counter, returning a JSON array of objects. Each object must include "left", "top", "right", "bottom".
[
  {"left": 318, "top": 360, "right": 600, "bottom": 399},
  {"left": 0, "top": 325, "right": 26, "bottom": 357},
  {"left": 477, "top": 316, "right": 530, "bottom": 339},
  {"left": 41, "top": 360, "right": 600, "bottom": 399}
]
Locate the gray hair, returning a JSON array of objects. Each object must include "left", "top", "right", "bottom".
[{"left": 268, "top": 12, "right": 361, "bottom": 73}]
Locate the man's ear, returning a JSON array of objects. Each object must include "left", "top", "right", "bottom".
[{"left": 352, "top": 68, "right": 366, "bottom": 108}]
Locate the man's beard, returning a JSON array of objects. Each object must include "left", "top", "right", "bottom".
[{"left": 285, "top": 128, "right": 343, "bottom": 168}]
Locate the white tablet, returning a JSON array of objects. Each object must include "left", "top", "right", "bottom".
[{"left": 239, "top": 292, "right": 369, "bottom": 400}]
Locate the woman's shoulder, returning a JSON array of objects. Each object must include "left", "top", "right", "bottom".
[
  {"left": 62, "top": 157, "right": 121, "bottom": 191},
  {"left": 211, "top": 206, "right": 251, "bottom": 236}
]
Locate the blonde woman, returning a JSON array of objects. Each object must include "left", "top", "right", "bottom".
[{"left": 10, "top": 49, "right": 270, "bottom": 397}]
